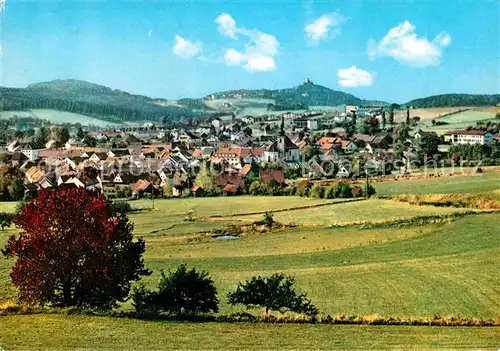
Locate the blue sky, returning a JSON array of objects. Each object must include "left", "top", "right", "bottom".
[{"left": 1, "top": 0, "right": 499, "bottom": 103}]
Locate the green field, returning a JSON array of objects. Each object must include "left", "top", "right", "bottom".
[
  {"left": 237, "top": 199, "right": 467, "bottom": 226},
  {"left": 0, "top": 179, "right": 499, "bottom": 349},
  {"left": 1, "top": 315, "right": 499, "bottom": 350},
  {"left": 438, "top": 110, "right": 496, "bottom": 124},
  {"left": 373, "top": 171, "right": 500, "bottom": 198},
  {"left": 0, "top": 109, "right": 120, "bottom": 127},
  {"left": 419, "top": 109, "right": 497, "bottom": 134}
]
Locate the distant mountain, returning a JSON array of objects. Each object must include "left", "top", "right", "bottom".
[
  {"left": 205, "top": 80, "right": 388, "bottom": 108},
  {"left": 0, "top": 79, "right": 204, "bottom": 124},
  {"left": 406, "top": 94, "right": 500, "bottom": 108},
  {"left": 1, "top": 79, "right": 498, "bottom": 125}
]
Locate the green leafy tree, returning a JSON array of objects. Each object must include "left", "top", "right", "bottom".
[
  {"left": 228, "top": 273, "right": 318, "bottom": 316},
  {"left": 51, "top": 126, "right": 70, "bottom": 147},
  {"left": 344, "top": 121, "right": 356, "bottom": 137},
  {"left": 360, "top": 116, "right": 380, "bottom": 135},
  {"left": 9, "top": 179, "right": 25, "bottom": 201},
  {"left": 194, "top": 162, "right": 219, "bottom": 195},
  {"left": 76, "top": 127, "right": 86, "bottom": 140},
  {"left": 34, "top": 126, "right": 50, "bottom": 145},
  {"left": 419, "top": 133, "right": 441, "bottom": 156},
  {"left": 132, "top": 264, "right": 219, "bottom": 317}
]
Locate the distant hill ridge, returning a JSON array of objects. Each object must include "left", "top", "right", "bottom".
[
  {"left": 0, "top": 79, "right": 498, "bottom": 123},
  {"left": 204, "top": 80, "right": 385, "bottom": 107},
  {"left": 406, "top": 93, "right": 500, "bottom": 108}
]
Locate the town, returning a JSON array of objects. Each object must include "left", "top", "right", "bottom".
[
  {"left": 1, "top": 0, "right": 499, "bottom": 349},
  {"left": 2, "top": 101, "right": 499, "bottom": 201}
]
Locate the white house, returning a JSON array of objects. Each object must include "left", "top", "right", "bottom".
[
  {"left": 19, "top": 142, "right": 45, "bottom": 161},
  {"left": 444, "top": 130, "right": 493, "bottom": 146},
  {"left": 307, "top": 120, "right": 319, "bottom": 131},
  {"left": 345, "top": 105, "right": 359, "bottom": 114},
  {"left": 65, "top": 138, "right": 85, "bottom": 150},
  {"left": 211, "top": 118, "right": 223, "bottom": 131},
  {"left": 276, "top": 135, "right": 300, "bottom": 163},
  {"left": 264, "top": 143, "right": 280, "bottom": 162}
]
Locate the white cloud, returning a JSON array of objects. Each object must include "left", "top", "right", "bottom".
[
  {"left": 216, "top": 13, "right": 279, "bottom": 72},
  {"left": 368, "top": 21, "right": 451, "bottom": 67},
  {"left": 337, "top": 66, "right": 374, "bottom": 87},
  {"left": 0, "top": 0, "right": 5, "bottom": 13},
  {"left": 224, "top": 48, "right": 245, "bottom": 66},
  {"left": 172, "top": 34, "right": 202, "bottom": 59},
  {"left": 245, "top": 53, "right": 276, "bottom": 72},
  {"left": 305, "top": 11, "right": 347, "bottom": 44},
  {"left": 215, "top": 13, "right": 237, "bottom": 39},
  {"left": 148, "top": 29, "right": 152, "bottom": 37},
  {"left": 433, "top": 31, "right": 452, "bottom": 47}
]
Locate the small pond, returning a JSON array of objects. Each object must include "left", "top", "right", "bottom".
[{"left": 213, "top": 235, "right": 240, "bottom": 240}]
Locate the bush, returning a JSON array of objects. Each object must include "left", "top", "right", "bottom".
[
  {"left": 131, "top": 283, "right": 155, "bottom": 314},
  {"left": 324, "top": 183, "right": 339, "bottom": 199},
  {"left": 249, "top": 180, "right": 266, "bottom": 196},
  {"left": 265, "top": 180, "right": 284, "bottom": 196},
  {"left": 283, "top": 186, "right": 296, "bottom": 196},
  {"left": 337, "top": 183, "right": 352, "bottom": 198},
  {"left": 114, "top": 201, "right": 132, "bottom": 214},
  {"left": 263, "top": 212, "right": 274, "bottom": 228},
  {"left": 364, "top": 183, "right": 376, "bottom": 197},
  {"left": 351, "top": 185, "right": 363, "bottom": 198},
  {"left": 309, "top": 184, "right": 324, "bottom": 199},
  {"left": 0, "top": 212, "right": 14, "bottom": 231},
  {"left": 296, "top": 181, "right": 312, "bottom": 197},
  {"left": 132, "top": 264, "right": 219, "bottom": 317},
  {"left": 228, "top": 273, "right": 318, "bottom": 317}
]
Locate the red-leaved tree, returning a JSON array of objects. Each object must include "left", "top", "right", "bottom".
[{"left": 2, "top": 188, "right": 150, "bottom": 308}]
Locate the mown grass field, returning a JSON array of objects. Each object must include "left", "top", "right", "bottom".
[
  {"left": 373, "top": 171, "right": 500, "bottom": 198},
  {"left": 0, "top": 176, "right": 499, "bottom": 349},
  {"left": 0, "top": 109, "right": 120, "bottom": 127},
  {"left": 237, "top": 199, "right": 467, "bottom": 226},
  {"left": 418, "top": 109, "right": 498, "bottom": 134},
  {"left": 1, "top": 315, "right": 499, "bottom": 350}
]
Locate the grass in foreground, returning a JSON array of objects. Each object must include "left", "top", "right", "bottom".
[{"left": 0, "top": 315, "right": 499, "bottom": 350}]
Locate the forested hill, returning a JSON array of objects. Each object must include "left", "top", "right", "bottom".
[
  {"left": 1, "top": 79, "right": 498, "bottom": 124},
  {"left": 205, "top": 81, "right": 388, "bottom": 107},
  {"left": 406, "top": 94, "right": 500, "bottom": 108},
  {"left": 0, "top": 79, "right": 204, "bottom": 123}
]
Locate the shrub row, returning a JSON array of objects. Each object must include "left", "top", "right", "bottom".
[
  {"left": 249, "top": 180, "right": 376, "bottom": 199},
  {"left": 3, "top": 302, "right": 498, "bottom": 327}
]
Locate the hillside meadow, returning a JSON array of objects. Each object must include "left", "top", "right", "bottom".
[
  {"left": 1, "top": 315, "right": 499, "bottom": 350},
  {"left": 372, "top": 171, "right": 500, "bottom": 198},
  {"left": 0, "top": 174, "right": 499, "bottom": 349},
  {"left": 417, "top": 109, "right": 498, "bottom": 134},
  {"left": 0, "top": 109, "right": 120, "bottom": 127}
]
